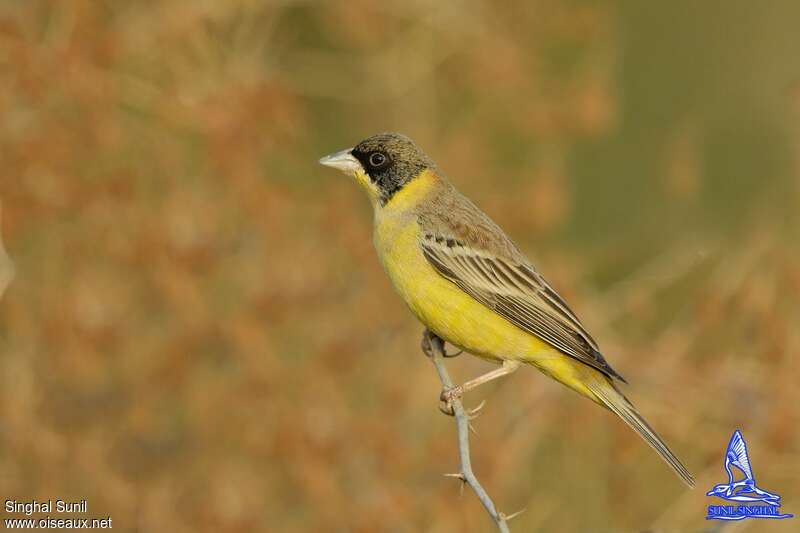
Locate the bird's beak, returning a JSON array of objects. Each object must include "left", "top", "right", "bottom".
[{"left": 319, "top": 148, "right": 362, "bottom": 175}]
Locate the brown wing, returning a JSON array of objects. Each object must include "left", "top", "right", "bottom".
[{"left": 420, "top": 222, "right": 626, "bottom": 383}]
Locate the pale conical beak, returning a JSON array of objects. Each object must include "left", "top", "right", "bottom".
[{"left": 319, "top": 148, "right": 362, "bottom": 174}]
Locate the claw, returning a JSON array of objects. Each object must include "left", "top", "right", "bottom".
[
  {"left": 439, "top": 399, "right": 456, "bottom": 416},
  {"left": 443, "top": 347, "right": 463, "bottom": 358}
]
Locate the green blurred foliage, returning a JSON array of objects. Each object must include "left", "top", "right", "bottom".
[{"left": 1, "top": 1, "right": 799, "bottom": 532}]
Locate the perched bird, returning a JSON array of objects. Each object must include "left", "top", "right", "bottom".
[{"left": 320, "top": 132, "right": 694, "bottom": 487}]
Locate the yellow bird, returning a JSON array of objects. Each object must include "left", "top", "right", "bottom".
[{"left": 320, "top": 132, "right": 694, "bottom": 487}]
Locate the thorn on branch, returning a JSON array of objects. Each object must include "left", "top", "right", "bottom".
[
  {"left": 502, "top": 508, "right": 527, "bottom": 522},
  {"left": 467, "top": 400, "right": 486, "bottom": 420},
  {"left": 443, "top": 472, "right": 467, "bottom": 495}
]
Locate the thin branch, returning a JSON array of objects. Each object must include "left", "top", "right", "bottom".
[{"left": 424, "top": 331, "right": 511, "bottom": 533}]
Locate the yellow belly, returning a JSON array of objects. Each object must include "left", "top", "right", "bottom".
[{"left": 375, "top": 221, "right": 601, "bottom": 400}]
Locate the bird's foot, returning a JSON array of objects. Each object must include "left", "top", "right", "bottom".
[
  {"left": 421, "top": 331, "right": 435, "bottom": 358},
  {"left": 439, "top": 385, "right": 464, "bottom": 416},
  {"left": 421, "top": 330, "right": 462, "bottom": 358}
]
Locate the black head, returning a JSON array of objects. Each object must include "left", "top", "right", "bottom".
[{"left": 350, "top": 133, "right": 435, "bottom": 205}]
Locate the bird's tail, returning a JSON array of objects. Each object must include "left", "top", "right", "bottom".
[{"left": 585, "top": 377, "right": 695, "bottom": 488}]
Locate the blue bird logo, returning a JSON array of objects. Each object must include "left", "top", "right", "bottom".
[{"left": 706, "top": 430, "right": 792, "bottom": 521}]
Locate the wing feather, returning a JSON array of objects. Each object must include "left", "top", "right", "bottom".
[
  {"left": 727, "top": 431, "right": 753, "bottom": 480},
  {"left": 421, "top": 231, "right": 625, "bottom": 382}
]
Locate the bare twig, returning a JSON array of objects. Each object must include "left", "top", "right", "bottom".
[{"left": 423, "top": 330, "right": 512, "bottom": 533}]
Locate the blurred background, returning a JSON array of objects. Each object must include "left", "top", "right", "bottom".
[{"left": 1, "top": 1, "right": 799, "bottom": 531}]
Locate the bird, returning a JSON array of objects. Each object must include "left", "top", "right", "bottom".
[{"left": 319, "top": 132, "right": 694, "bottom": 487}]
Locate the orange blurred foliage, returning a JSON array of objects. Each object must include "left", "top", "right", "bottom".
[{"left": 1, "top": 1, "right": 799, "bottom": 532}]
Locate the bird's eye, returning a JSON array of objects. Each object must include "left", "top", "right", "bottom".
[{"left": 369, "top": 152, "right": 387, "bottom": 168}]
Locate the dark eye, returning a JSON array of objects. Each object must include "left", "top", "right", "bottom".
[{"left": 368, "top": 152, "right": 387, "bottom": 168}]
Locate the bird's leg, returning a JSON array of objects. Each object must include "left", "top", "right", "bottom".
[{"left": 440, "top": 360, "right": 521, "bottom": 415}]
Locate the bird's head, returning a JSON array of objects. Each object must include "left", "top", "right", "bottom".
[
  {"left": 706, "top": 484, "right": 729, "bottom": 497},
  {"left": 319, "top": 132, "right": 435, "bottom": 206}
]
